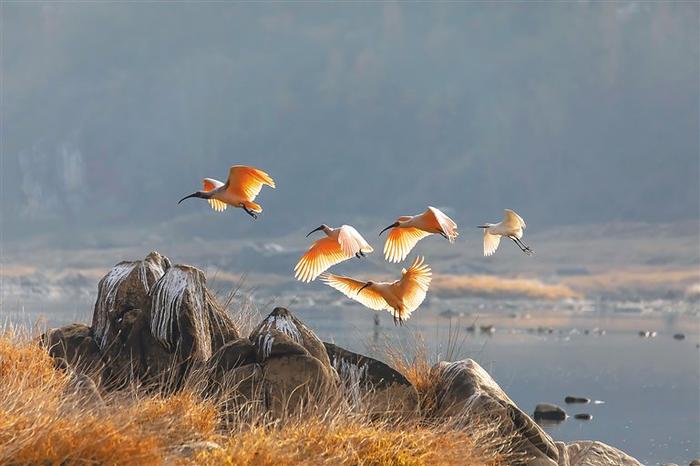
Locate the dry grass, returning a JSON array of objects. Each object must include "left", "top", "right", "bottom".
[
  {"left": 433, "top": 274, "right": 581, "bottom": 300},
  {"left": 0, "top": 325, "right": 514, "bottom": 466}
]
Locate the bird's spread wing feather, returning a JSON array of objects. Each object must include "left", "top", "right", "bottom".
[
  {"left": 427, "top": 206, "right": 459, "bottom": 242},
  {"left": 320, "top": 273, "right": 388, "bottom": 311},
  {"left": 483, "top": 229, "right": 501, "bottom": 257},
  {"left": 338, "top": 225, "right": 374, "bottom": 257},
  {"left": 502, "top": 209, "right": 526, "bottom": 229},
  {"left": 226, "top": 165, "right": 276, "bottom": 201},
  {"left": 394, "top": 256, "right": 432, "bottom": 319},
  {"left": 383, "top": 227, "right": 431, "bottom": 263},
  {"left": 294, "top": 237, "right": 350, "bottom": 282},
  {"left": 202, "top": 178, "right": 227, "bottom": 212}
]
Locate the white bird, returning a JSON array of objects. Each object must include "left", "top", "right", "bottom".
[
  {"left": 379, "top": 206, "right": 459, "bottom": 263},
  {"left": 478, "top": 209, "right": 532, "bottom": 256},
  {"left": 320, "top": 256, "right": 432, "bottom": 325},
  {"left": 178, "top": 165, "right": 275, "bottom": 219},
  {"left": 294, "top": 224, "right": 374, "bottom": 282}
]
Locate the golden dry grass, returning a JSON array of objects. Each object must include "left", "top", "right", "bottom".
[
  {"left": 433, "top": 274, "right": 581, "bottom": 300},
  {"left": 0, "top": 326, "right": 514, "bottom": 466}
]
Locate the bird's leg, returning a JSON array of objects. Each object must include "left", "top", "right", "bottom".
[
  {"left": 439, "top": 230, "right": 449, "bottom": 240},
  {"left": 359, "top": 251, "right": 366, "bottom": 257},
  {"left": 513, "top": 237, "right": 533, "bottom": 255},
  {"left": 355, "top": 252, "right": 361, "bottom": 259},
  {"left": 242, "top": 206, "right": 258, "bottom": 219}
]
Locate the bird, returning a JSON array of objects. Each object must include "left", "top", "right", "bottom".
[
  {"left": 294, "top": 224, "right": 374, "bottom": 282},
  {"left": 320, "top": 256, "right": 432, "bottom": 325},
  {"left": 177, "top": 165, "right": 275, "bottom": 219},
  {"left": 478, "top": 209, "right": 532, "bottom": 256},
  {"left": 379, "top": 206, "right": 458, "bottom": 263}
]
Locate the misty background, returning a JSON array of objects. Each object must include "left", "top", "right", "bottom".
[{"left": 1, "top": 2, "right": 698, "bottom": 250}]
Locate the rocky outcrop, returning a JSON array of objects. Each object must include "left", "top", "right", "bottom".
[
  {"left": 430, "top": 359, "right": 560, "bottom": 465},
  {"left": 43, "top": 323, "right": 102, "bottom": 374},
  {"left": 561, "top": 441, "right": 642, "bottom": 466},
  {"left": 324, "top": 342, "right": 419, "bottom": 416},
  {"left": 149, "top": 264, "right": 239, "bottom": 363}
]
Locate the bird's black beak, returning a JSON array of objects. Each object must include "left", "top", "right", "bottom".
[
  {"left": 177, "top": 192, "right": 204, "bottom": 205},
  {"left": 306, "top": 226, "right": 324, "bottom": 237},
  {"left": 379, "top": 222, "right": 399, "bottom": 236},
  {"left": 357, "top": 282, "right": 371, "bottom": 295}
]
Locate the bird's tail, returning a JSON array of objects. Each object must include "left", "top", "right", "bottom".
[{"left": 243, "top": 200, "right": 262, "bottom": 213}]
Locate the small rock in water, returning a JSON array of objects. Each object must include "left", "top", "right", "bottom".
[
  {"left": 673, "top": 333, "right": 686, "bottom": 340},
  {"left": 480, "top": 324, "right": 496, "bottom": 334},
  {"left": 565, "top": 396, "right": 590, "bottom": 404},
  {"left": 638, "top": 330, "right": 650, "bottom": 337},
  {"left": 533, "top": 403, "right": 566, "bottom": 422},
  {"left": 574, "top": 413, "right": 593, "bottom": 420},
  {"left": 690, "top": 460, "right": 700, "bottom": 466}
]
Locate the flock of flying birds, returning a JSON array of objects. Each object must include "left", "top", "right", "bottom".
[{"left": 178, "top": 165, "right": 533, "bottom": 325}]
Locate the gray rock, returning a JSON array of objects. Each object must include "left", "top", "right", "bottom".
[
  {"left": 176, "top": 441, "right": 222, "bottom": 458},
  {"left": 565, "top": 396, "right": 590, "bottom": 404},
  {"left": 573, "top": 413, "right": 592, "bottom": 420},
  {"left": 42, "top": 323, "right": 103, "bottom": 375},
  {"left": 430, "top": 359, "right": 560, "bottom": 465},
  {"left": 674, "top": 333, "right": 686, "bottom": 340},
  {"left": 563, "top": 441, "right": 642, "bottom": 465},
  {"left": 690, "top": 460, "right": 700, "bottom": 466},
  {"left": 250, "top": 307, "right": 331, "bottom": 369},
  {"left": 534, "top": 403, "right": 567, "bottom": 422},
  {"left": 324, "top": 342, "right": 419, "bottom": 416}
]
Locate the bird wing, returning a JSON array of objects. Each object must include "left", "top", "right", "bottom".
[
  {"left": 337, "top": 225, "right": 374, "bottom": 257},
  {"left": 226, "top": 165, "right": 276, "bottom": 201},
  {"left": 383, "top": 227, "right": 431, "bottom": 263},
  {"left": 394, "top": 256, "right": 432, "bottom": 319},
  {"left": 502, "top": 209, "right": 526, "bottom": 229},
  {"left": 320, "top": 273, "right": 389, "bottom": 311},
  {"left": 202, "top": 178, "right": 227, "bottom": 212},
  {"left": 426, "top": 206, "right": 459, "bottom": 242},
  {"left": 483, "top": 229, "right": 502, "bottom": 257},
  {"left": 294, "top": 237, "right": 351, "bottom": 282}
]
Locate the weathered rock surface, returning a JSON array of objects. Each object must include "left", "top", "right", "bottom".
[
  {"left": 250, "top": 307, "right": 331, "bottom": 369},
  {"left": 92, "top": 251, "right": 170, "bottom": 350},
  {"left": 43, "top": 323, "right": 103, "bottom": 374},
  {"left": 430, "top": 359, "right": 560, "bottom": 465},
  {"left": 560, "top": 441, "right": 642, "bottom": 466},
  {"left": 324, "top": 342, "right": 419, "bottom": 415},
  {"left": 149, "top": 264, "right": 239, "bottom": 363}
]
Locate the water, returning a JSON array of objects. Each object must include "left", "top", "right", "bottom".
[{"left": 3, "top": 298, "right": 698, "bottom": 465}]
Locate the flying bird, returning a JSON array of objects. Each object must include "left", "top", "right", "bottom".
[
  {"left": 379, "top": 206, "right": 459, "bottom": 263},
  {"left": 294, "top": 224, "right": 374, "bottom": 282},
  {"left": 178, "top": 165, "right": 275, "bottom": 219},
  {"left": 320, "top": 256, "right": 432, "bottom": 325},
  {"left": 478, "top": 209, "right": 532, "bottom": 256}
]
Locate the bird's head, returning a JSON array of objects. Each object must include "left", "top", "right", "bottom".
[
  {"left": 357, "top": 281, "right": 374, "bottom": 294},
  {"left": 379, "top": 222, "right": 400, "bottom": 236},
  {"left": 306, "top": 224, "right": 329, "bottom": 237}
]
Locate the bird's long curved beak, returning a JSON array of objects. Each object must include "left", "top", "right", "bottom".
[
  {"left": 379, "top": 222, "right": 399, "bottom": 236},
  {"left": 357, "top": 282, "right": 371, "bottom": 295},
  {"left": 306, "top": 226, "right": 324, "bottom": 237},
  {"left": 177, "top": 192, "right": 203, "bottom": 205}
]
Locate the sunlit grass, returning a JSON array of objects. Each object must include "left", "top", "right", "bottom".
[{"left": 0, "top": 325, "right": 516, "bottom": 465}]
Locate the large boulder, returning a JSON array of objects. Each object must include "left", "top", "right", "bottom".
[
  {"left": 430, "top": 359, "right": 560, "bottom": 465},
  {"left": 560, "top": 441, "right": 642, "bottom": 466},
  {"left": 324, "top": 342, "right": 419, "bottom": 416},
  {"left": 43, "top": 323, "right": 103, "bottom": 374},
  {"left": 250, "top": 307, "right": 331, "bottom": 369},
  {"left": 92, "top": 251, "right": 170, "bottom": 350},
  {"left": 149, "top": 264, "right": 239, "bottom": 363}
]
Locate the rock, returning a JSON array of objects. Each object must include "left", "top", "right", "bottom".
[
  {"left": 564, "top": 440, "right": 642, "bottom": 465},
  {"left": 149, "top": 264, "right": 239, "bottom": 362},
  {"left": 573, "top": 413, "right": 592, "bottom": 420},
  {"left": 43, "top": 323, "right": 103, "bottom": 374},
  {"left": 262, "top": 354, "right": 336, "bottom": 417},
  {"left": 534, "top": 403, "right": 567, "bottom": 422},
  {"left": 430, "top": 359, "right": 559, "bottom": 465},
  {"left": 673, "top": 333, "right": 686, "bottom": 340},
  {"left": 92, "top": 251, "right": 170, "bottom": 350},
  {"left": 324, "top": 342, "right": 419, "bottom": 415},
  {"left": 176, "top": 441, "right": 222, "bottom": 458},
  {"left": 65, "top": 372, "right": 104, "bottom": 406},
  {"left": 660, "top": 463, "right": 678, "bottom": 466},
  {"left": 250, "top": 307, "right": 330, "bottom": 369},
  {"left": 210, "top": 338, "right": 257, "bottom": 373},
  {"left": 216, "top": 363, "right": 265, "bottom": 411},
  {"left": 690, "top": 460, "right": 700, "bottom": 466},
  {"left": 564, "top": 396, "right": 590, "bottom": 404}
]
